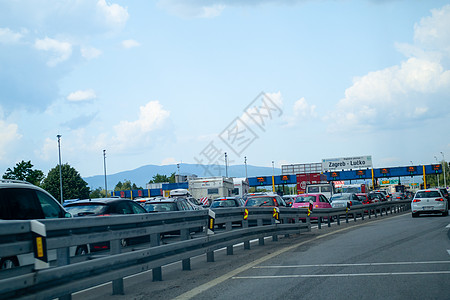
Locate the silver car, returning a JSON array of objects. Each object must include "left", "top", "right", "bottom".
[{"left": 411, "top": 189, "right": 448, "bottom": 218}]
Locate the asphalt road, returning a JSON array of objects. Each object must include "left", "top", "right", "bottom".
[{"left": 74, "top": 211, "right": 450, "bottom": 300}]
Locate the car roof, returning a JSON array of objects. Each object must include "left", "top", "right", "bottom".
[{"left": 66, "top": 198, "right": 131, "bottom": 205}]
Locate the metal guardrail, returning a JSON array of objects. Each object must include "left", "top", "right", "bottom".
[{"left": 0, "top": 200, "right": 410, "bottom": 299}]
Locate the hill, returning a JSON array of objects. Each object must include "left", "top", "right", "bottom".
[{"left": 83, "top": 163, "right": 280, "bottom": 189}]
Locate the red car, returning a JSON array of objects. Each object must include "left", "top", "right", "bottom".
[{"left": 291, "top": 193, "right": 332, "bottom": 220}]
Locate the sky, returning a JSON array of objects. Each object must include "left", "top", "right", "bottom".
[{"left": 0, "top": 0, "right": 449, "bottom": 179}]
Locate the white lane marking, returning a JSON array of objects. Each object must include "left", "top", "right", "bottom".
[
  {"left": 254, "top": 261, "right": 450, "bottom": 269},
  {"left": 232, "top": 271, "right": 450, "bottom": 279},
  {"left": 446, "top": 224, "right": 450, "bottom": 228},
  {"left": 447, "top": 250, "right": 450, "bottom": 256}
]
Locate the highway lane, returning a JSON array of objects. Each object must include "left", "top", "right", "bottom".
[{"left": 74, "top": 211, "right": 450, "bottom": 300}]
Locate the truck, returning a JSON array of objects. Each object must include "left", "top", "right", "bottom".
[
  {"left": 232, "top": 178, "right": 249, "bottom": 198},
  {"left": 296, "top": 173, "right": 327, "bottom": 194},
  {"left": 305, "top": 182, "right": 336, "bottom": 200},
  {"left": 188, "top": 177, "right": 234, "bottom": 204}
]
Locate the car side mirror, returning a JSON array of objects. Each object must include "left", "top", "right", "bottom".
[{"left": 65, "top": 212, "right": 73, "bottom": 218}]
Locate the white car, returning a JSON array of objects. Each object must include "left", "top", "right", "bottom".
[{"left": 411, "top": 189, "right": 448, "bottom": 218}]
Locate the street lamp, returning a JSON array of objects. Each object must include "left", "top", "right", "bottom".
[
  {"left": 410, "top": 161, "right": 414, "bottom": 189},
  {"left": 272, "top": 161, "right": 275, "bottom": 193},
  {"left": 244, "top": 156, "right": 248, "bottom": 179},
  {"left": 103, "top": 150, "right": 107, "bottom": 197},
  {"left": 224, "top": 152, "right": 228, "bottom": 177},
  {"left": 441, "top": 152, "right": 447, "bottom": 188},
  {"left": 57, "top": 135, "right": 63, "bottom": 204}
]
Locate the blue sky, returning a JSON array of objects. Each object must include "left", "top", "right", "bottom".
[{"left": 0, "top": 0, "right": 449, "bottom": 178}]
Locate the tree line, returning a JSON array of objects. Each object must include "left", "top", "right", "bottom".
[{"left": 2, "top": 160, "right": 178, "bottom": 202}]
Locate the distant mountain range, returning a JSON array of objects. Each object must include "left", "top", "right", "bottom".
[{"left": 83, "top": 163, "right": 281, "bottom": 189}]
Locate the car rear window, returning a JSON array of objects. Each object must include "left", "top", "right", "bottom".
[
  {"left": 144, "top": 202, "right": 178, "bottom": 212},
  {"left": 295, "top": 196, "right": 315, "bottom": 203},
  {"left": 211, "top": 200, "right": 238, "bottom": 208},
  {"left": 245, "top": 197, "right": 275, "bottom": 207},
  {"left": 65, "top": 204, "right": 107, "bottom": 216},
  {"left": 415, "top": 191, "right": 441, "bottom": 198}
]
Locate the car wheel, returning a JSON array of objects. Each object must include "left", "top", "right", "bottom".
[
  {"left": 443, "top": 210, "right": 448, "bottom": 217},
  {"left": 412, "top": 212, "right": 419, "bottom": 218},
  {"left": 0, "top": 257, "right": 19, "bottom": 269},
  {"left": 75, "top": 245, "right": 88, "bottom": 255}
]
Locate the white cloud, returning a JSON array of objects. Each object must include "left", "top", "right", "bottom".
[
  {"left": 0, "top": 27, "right": 24, "bottom": 44},
  {"left": 34, "top": 37, "right": 72, "bottom": 67},
  {"left": 0, "top": 120, "right": 22, "bottom": 161},
  {"left": 328, "top": 5, "right": 450, "bottom": 133},
  {"left": 122, "top": 39, "right": 141, "bottom": 49},
  {"left": 158, "top": 0, "right": 225, "bottom": 18},
  {"left": 67, "top": 89, "right": 97, "bottom": 102},
  {"left": 96, "top": 0, "right": 129, "bottom": 28},
  {"left": 161, "top": 157, "right": 178, "bottom": 165},
  {"left": 81, "top": 46, "right": 102, "bottom": 59},
  {"left": 283, "top": 97, "right": 317, "bottom": 127},
  {"left": 113, "top": 101, "right": 170, "bottom": 146},
  {"left": 414, "top": 4, "right": 450, "bottom": 51}
]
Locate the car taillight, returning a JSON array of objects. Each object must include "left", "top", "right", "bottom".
[
  {"left": 98, "top": 214, "right": 111, "bottom": 216},
  {"left": 349, "top": 201, "right": 352, "bottom": 206},
  {"left": 93, "top": 245, "right": 109, "bottom": 250},
  {"left": 435, "top": 198, "right": 444, "bottom": 202},
  {"left": 413, "top": 199, "right": 421, "bottom": 202}
]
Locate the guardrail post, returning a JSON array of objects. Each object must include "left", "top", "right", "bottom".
[
  {"left": 317, "top": 217, "right": 322, "bottom": 229},
  {"left": 353, "top": 212, "right": 357, "bottom": 222},
  {"left": 180, "top": 228, "right": 191, "bottom": 271},
  {"left": 243, "top": 220, "right": 250, "bottom": 250},
  {"left": 257, "top": 218, "right": 264, "bottom": 246},
  {"left": 345, "top": 212, "right": 349, "bottom": 223},
  {"left": 151, "top": 233, "right": 162, "bottom": 281},
  {"left": 368, "top": 208, "right": 371, "bottom": 219},
  {"left": 336, "top": 214, "right": 340, "bottom": 226},
  {"left": 327, "top": 215, "right": 331, "bottom": 227},
  {"left": 226, "top": 222, "right": 233, "bottom": 255},
  {"left": 57, "top": 247, "right": 71, "bottom": 300},
  {"left": 374, "top": 208, "right": 378, "bottom": 218},
  {"left": 207, "top": 250, "right": 214, "bottom": 262},
  {"left": 110, "top": 239, "right": 124, "bottom": 295}
]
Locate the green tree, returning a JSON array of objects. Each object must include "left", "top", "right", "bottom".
[
  {"left": 114, "top": 180, "right": 142, "bottom": 191},
  {"left": 89, "top": 187, "right": 105, "bottom": 198},
  {"left": 148, "top": 172, "right": 176, "bottom": 184},
  {"left": 41, "top": 163, "right": 90, "bottom": 202},
  {"left": 2, "top": 160, "right": 45, "bottom": 186}
]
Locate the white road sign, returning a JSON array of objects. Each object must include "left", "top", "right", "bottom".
[{"left": 322, "top": 156, "right": 372, "bottom": 171}]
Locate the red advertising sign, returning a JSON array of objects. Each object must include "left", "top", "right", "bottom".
[{"left": 296, "top": 173, "right": 326, "bottom": 194}]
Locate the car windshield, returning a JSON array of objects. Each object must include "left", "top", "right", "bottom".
[
  {"left": 416, "top": 191, "right": 441, "bottom": 198},
  {"left": 211, "top": 200, "right": 238, "bottom": 208},
  {"left": 245, "top": 197, "right": 275, "bottom": 207},
  {"left": 65, "top": 204, "right": 107, "bottom": 215},
  {"left": 144, "top": 202, "right": 177, "bottom": 212},
  {"left": 357, "top": 195, "right": 366, "bottom": 201},
  {"left": 294, "top": 196, "right": 315, "bottom": 203}
]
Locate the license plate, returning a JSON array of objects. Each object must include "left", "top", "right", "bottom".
[{"left": 422, "top": 206, "right": 433, "bottom": 210}]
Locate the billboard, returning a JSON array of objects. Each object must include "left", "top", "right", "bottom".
[{"left": 322, "top": 155, "right": 372, "bottom": 172}]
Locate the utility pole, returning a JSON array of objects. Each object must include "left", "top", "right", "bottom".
[
  {"left": 225, "top": 152, "right": 228, "bottom": 177},
  {"left": 103, "top": 150, "right": 107, "bottom": 197},
  {"left": 57, "top": 135, "right": 63, "bottom": 204},
  {"left": 441, "top": 152, "right": 447, "bottom": 188},
  {"left": 244, "top": 156, "right": 248, "bottom": 179}
]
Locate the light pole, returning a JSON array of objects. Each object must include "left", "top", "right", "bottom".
[
  {"left": 103, "top": 150, "right": 107, "bottom": 197},
  {"left": 441, "top": 152, "right": 447, "bottom": 188},
  {"left": 410, "top": 161, "right": 414, "bottom": 189},
  {"left": 224, "top": 152, "right": 228, "bottom": 177},
  {"left": 57, "top": 135, "right": 63, "bottom": 204},
  {"left": 244, "top": 156, "right": 248, "bottom": 179},
  {"left": 434, "top": 156, "right": 440, "bottom": 187},
  {"left": 272, "top": 161, "right": 275, "bottom": 193}
]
